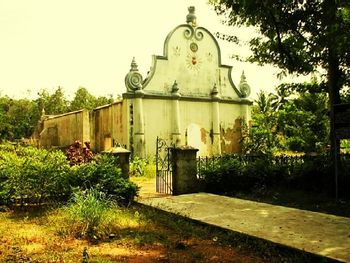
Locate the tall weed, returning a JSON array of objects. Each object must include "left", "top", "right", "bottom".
[{"left": 61, "top": 189, "right": 117, "bottom": 239}]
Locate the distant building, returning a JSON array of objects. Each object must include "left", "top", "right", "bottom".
[{"left": 34, "top": 7, "right": 252, "bottom": 157}]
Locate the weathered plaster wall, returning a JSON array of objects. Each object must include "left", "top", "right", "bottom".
[
  {"left": 138, "top": 98, "right": 172, "bottom": 156},
  {"left": 131, "top": 97, "right": 245, "bottom": 157},
  {"left": 219, "top": 103, "right": 251, "bottom": 154},
  {"left": 39, "top": 109, "right": 90, "bottom": 148},
  {"left": 181, "top": 100, "right": 245, "bottom": 156},
  {"left": 90, "top": 101, "right": 126, "bottom": 152}
]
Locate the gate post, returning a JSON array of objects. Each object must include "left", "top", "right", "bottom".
[
  {"left": 171, "top": 146, "right": 199, "bottom": 195},
  {"left": 102, "top": 147, "right": 131, "bottom": 179}
]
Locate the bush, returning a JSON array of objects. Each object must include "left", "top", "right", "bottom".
[
  {"left": 70, "top": 154, "right": 139, "bottom": 205},
  {"left": 200, "top": 154, "right": 350, "bottom": 198},
  {"left": 202, "top": 157, "right": 245, "bottom": 193},
  {"left": 0, "top": 144, "right": 70, "bottom": 205},
  {"left": 0, "top": 144, "right": 138, "bottom": 206},
  {"left": 288, "top": 155, "right": 332, "bottom": 193},
  {"left": 65, "top": 140, "right": 93, "bottom": 166}
]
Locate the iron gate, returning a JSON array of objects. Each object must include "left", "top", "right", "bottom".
[{"left": 156, "top": 137, "right": 173, "bottom": 194}]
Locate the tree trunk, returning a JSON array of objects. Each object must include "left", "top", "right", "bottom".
[
  {"left": 328, "top": 51, "right": 341, "bottom": 198},
  {"left": 326, "top": 0, "right": 342, "bottom": 198}
]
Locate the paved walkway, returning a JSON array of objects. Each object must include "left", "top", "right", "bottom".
[{"left": 134, "top": 179, "right": 350, "bottom": 262}]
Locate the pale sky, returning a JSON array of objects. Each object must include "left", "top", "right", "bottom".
[{"left": 0, "top": 0, "right": 306, "bottom": 100}]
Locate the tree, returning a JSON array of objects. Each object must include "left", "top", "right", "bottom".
[
  {"left": 0, "top": 96, "right": 40, "bottom": 141},
  {"left": 7, "top": 99, "right": 41, "bottom": 139},
  {"left": 0, "top": 86, "right": 114, "bottom": 142},
  {"left": 0, "top": 96, "right": 12, "bottom": 141},
  {"left": 244, "top": 75, "right": 330, "bottom": 154},
  {"left": 211, "top": 0, "right": 350, "bottom": 184},
  {"left": 278, "top": 91, "right": 329, "bottom": 152},
  {"left": 211, "top": 0, "right": 349, "bottom": 150},
  {"left": 36, "top": 87, "right": 69, "bottom": 115},
  {"left": 241, "top": 91, "right": 280, "bottom": 154},
  {"left": 70, "top": 87, "right": 114, "bottom": 111},
  {"left": 70, "top": 87, "right": 96, "bottom": 111}
]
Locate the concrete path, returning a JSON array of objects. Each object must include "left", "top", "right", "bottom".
[{"left": 138, "top": 192, "right": 350, "bottom": 262}]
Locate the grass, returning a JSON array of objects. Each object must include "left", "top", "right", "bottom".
[
  {"left": 0, "top": 201, "right": 336, "bottom": 263},
  {"left": 0, "top": 204, "right": 269, "bottom": 263}
]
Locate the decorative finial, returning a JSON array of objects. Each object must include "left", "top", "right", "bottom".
[
  {"left": 172, "top": 81, "right": 179, "bottom": 93},
  {"left": 125, "top": 57, "right": 143, "bottom": 92},
  {"left": 211, "top": 83, "right": 220, "bottom": 99},
  {"left": 186, "top": 6, "right": 197, "bottom": 27},
  {"left": 130, "top": 57, "right": 138, "bottom": 72},
  {"left": 239, "top": 71, "right": 251, "bottom": 98},
  {"left": 171, "top": 80, "right": 180, "bottom": 97}
]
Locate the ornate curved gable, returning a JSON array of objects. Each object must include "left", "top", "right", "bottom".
[{"left": 125, "top": 7, "right": 250, "bottom": 101}]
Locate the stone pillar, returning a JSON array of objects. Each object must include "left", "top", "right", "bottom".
[
  {"left": 171, "top": 146, "right": 199, "bottom": 195},
  {"left": 171, "top": 81, "right": 181, "bottom": 146},
  {"left": 102, "top": 147, "right": 131, "bottom": 179},
  {"left": 241, "top": 104, "right": 250, "bottom": 123},
  {"left": 82, "top": 109, "right": 90, "bottom": 143},
  {"left": 124, "top": 57, "right": 145, "bottom": 157},
  {"left": 211, "top": 84, "right": 221, "bottom": 155},
  {"left": 134, "top": 90, "right": 145, "bottom": 158}
]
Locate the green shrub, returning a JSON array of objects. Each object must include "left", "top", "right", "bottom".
[
  {"left": 201, "top": 154, "right": 350, "bottom": 198},
  {"left": 289, "top": 155, "right": 332, "bottom": 193},
  {"left": 202, "top": 157, "right": 245, "bottom": 193},
  {"left": 0, "top": 144, "right": 70, "bottom": 205},
  {"left": 71, "top": 154, "right": 139, "bottom": 205},
  {"left": 0, "top": 144, "right": 138, "bottom": 206}
]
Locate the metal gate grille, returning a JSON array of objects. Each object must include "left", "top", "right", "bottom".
[{"left": 156, "top": 137, "right": 173, "bottom": 194}]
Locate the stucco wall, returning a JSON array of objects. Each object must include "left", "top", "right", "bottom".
[
  {"left": 90, "top": 101, "right": 127, "bottom": 152},
  {"left": 40, "top": 109, "right": 90, "bottom": 148},
  {"left": 133, "top": 97, "right": 246, "bottom": 157}
]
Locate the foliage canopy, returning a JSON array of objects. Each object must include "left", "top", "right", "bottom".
[
  {"left": 211, "top": 0, "right": 350, "bottom": 82},
  {"left": 211, "top": 0, "right": 350, "bottom": 156}
]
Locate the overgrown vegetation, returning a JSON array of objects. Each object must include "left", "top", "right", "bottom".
[
  {"left": 0, "top": 143, "right": 138, "bottom": 206},
  {"left": 129, "top": 156, "right": 156, "bottom": 178},
  {"left": 0, "top": 144, "right": 71, "bottom": 205},
  {"left": 56, "top": 189, "right": 121, "bottom": 240},
  {"left": 241, "top": 77, "right": 335, "bottom": 155},
  {"left": 211, "top": 0, "right": 350, "bottom": 158},
  {"left": 199, "top": 154, "right": 350, "bottom": 200}
]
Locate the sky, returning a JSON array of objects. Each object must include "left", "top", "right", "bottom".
[{"left": 0, "top": 0, "right": 308, "bottom": 100}]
